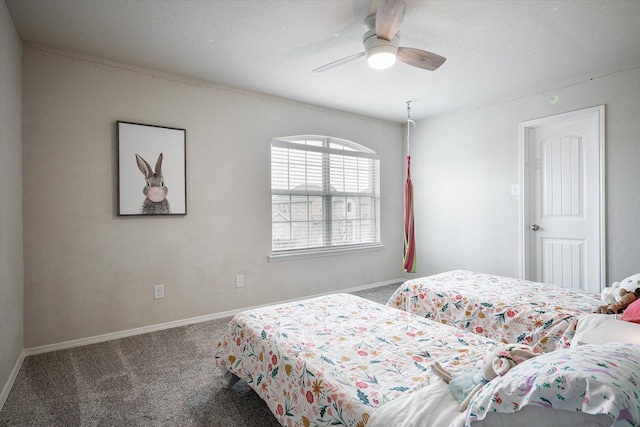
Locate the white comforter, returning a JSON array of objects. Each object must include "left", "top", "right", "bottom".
[
  {"left": 367, "top": 381, "right": 466, "bottom": 427},
  {"left": 367, "top": 370, "right": 614, "bottom": 427}
]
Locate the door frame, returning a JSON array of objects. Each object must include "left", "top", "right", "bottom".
[{"left": 518, "top": 105, "right": 606, "bottom": 288}]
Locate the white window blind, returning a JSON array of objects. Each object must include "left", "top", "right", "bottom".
[{"left": 271, "top": 136, "right": 380, "bottom": 253}]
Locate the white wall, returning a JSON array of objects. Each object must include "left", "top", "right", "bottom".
[
  {"left": 0, "top": 0, "right": 24, "bottom": 406},
  {"left": 21, "top": 46, "right": 406, "bottom": 349},
  {"left": 410, "top": 67, "right": 640, "bottom": 283}
]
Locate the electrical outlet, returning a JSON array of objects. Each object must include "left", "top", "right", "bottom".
[
  {"left": 236, "top": 275, "right": 244, "bottom": 288},
  {"left": 154, "top": 284, "right": 164, "bottom": 299}
]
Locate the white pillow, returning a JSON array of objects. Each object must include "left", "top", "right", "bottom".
[
  {"left": 619, "top": 273, "right": 640, "bottom": 291},
  {"left": 464, "top": 342, "right": 640, "bottom": 427},
  {"left": 570, "top": 313, "right": 617, "bottom": 346},
  {"left": 577, "top": 317, "right": 640, "bottom": 346}
]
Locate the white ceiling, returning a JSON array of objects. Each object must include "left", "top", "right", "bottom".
[{"left": 5, "top": 0, "right": 640, "bottom": 123}]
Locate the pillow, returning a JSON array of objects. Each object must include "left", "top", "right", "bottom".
[
  {"left": 570, "top": 313, "right": 615, "bottom": 347},
  {"left": 619, "top": 273, "right": 640, "bottom": 291},
  {"left": 463, "top": 342, "right": 640, "bottom": 427},
  {"left": 622, "top": 298, "right": 640, "bottom": 324},
  {"left": 578, "top": 318, "right": 640, "bottom": 345}
]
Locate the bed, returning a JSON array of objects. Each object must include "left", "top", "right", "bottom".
[
  {"left": 387, "top": 270, "right": 603, "bottom": 352},
  {"left": 214, "top": 293, "right": 494, "bottom": 427},
  {"left": 213, "top": 293, "right": 640, "bottom": 427}
]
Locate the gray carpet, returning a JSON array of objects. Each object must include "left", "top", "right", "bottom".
[{"left": 0, "top": 284, "right": 401, "bottom": 427}]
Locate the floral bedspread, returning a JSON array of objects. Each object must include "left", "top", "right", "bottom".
[
  {"left": 388, "top": 270, "right": 603, "bottom": 353},
  {"left": 214, "top": 293, "right": 497, "bottom": 427}
]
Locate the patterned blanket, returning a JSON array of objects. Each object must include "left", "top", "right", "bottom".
[
  {"left": 214, "top": 293, "right": 497, "bottom": 427},
  {"left": 388, "top": 270, "right": 603, "bottom": 352}
]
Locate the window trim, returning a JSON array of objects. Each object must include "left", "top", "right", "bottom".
[
  {"left": 270, "top": 135, "right": 381, "bottom": 258},
  {"left": 267, "top": 243, "right": 385, "bottom": 262}
]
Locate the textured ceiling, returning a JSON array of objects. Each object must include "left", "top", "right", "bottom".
[{"left": 5, "top": 0, "right": 640, "bottom": 122}]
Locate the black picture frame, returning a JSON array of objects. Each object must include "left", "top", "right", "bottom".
[{"left": 117, "top": 121, "right": 187, "bottom": 216}]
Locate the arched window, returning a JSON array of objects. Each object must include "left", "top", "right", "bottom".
[{"left": 271, "top": 135, "right": 380, "bottom": 256}]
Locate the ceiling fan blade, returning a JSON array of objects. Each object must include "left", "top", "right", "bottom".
[
  {"left": 397, "top": 47, "right": 446, "bottom": 71},
  {"left": 375, "top": 0, "right": 406, "bottom": 41},
  {"left": 312, "top": 51, "right": 366, "bottom": 73}
]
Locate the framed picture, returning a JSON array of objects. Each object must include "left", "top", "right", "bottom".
[{"left": 117, "top": 121, "right": 187, "bottom": 216}]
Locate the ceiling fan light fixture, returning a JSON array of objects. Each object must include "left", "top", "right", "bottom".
[
  {"left": 363, "top": 27, "right": 400, "bottom": 70},
  {"left": 367, "top": 46, "right": 397, "bottom": 69}
]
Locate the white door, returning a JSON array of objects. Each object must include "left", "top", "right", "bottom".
[{"left": 520, "top": 106, "right": 605, "bottom": 293}]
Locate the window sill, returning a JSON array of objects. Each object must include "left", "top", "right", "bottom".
[{"left": 268, "top": 244, "right": 385, "bottom": 262}]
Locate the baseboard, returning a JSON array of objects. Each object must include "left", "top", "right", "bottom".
[
  {"left": 0, "top": 349, "right": 25, "bottom": 411},
  {"left": 24, "top": 311, "right": 240, "bottom": 356},
  {"left": 24, "top": 278, "right": 404, "bottom": 356}
]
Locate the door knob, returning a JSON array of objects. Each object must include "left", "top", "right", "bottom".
[{"left": 530, "top": 224, "right": 540, "bottom": 231}]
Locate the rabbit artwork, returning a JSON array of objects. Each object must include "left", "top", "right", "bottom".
[{"left": 135, "top": 153, "right": 170, "bottom": 214}]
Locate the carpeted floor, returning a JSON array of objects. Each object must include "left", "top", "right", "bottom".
[{"left": 0, "top": 284, "right": 401, "bottom": 427}]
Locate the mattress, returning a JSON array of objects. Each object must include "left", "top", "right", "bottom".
[{"left": 388, "top": 270, "right": 603, "bottom": 352}]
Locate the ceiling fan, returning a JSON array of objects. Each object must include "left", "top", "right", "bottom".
[{"left": 313, "top": 0, "right": 446, "bottom": 73}]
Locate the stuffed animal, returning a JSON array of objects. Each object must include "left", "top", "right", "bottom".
[
  {"left": 598, "top": 289, "right": 638, "bottom": 314},
  {"left": 601, "top": 282, "right": 621, "bottom": 305},
  {"left": 602, "top": 273, "right": 640, "bottom": 303},
  {"left": 597, "top": 273, "right": 640, "bottom": 314},
  {"left": 431, "top": 343, "right": 540, "bottom": 411}
]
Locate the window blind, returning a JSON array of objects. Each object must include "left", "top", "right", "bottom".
[{"left": 271, "top": 136, "right": 380, "bottom": 252}]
